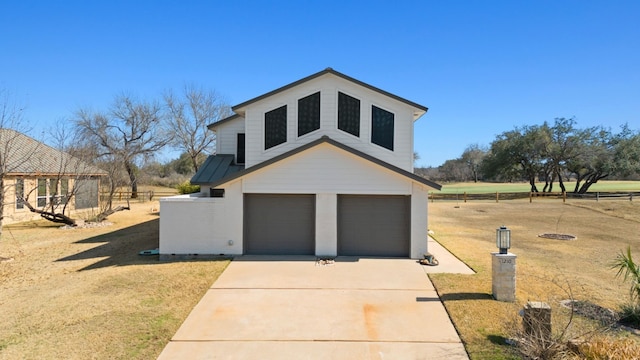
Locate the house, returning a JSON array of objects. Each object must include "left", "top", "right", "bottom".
[
  {"left": 159, "top": 68, "right": 441, "bottom": 259},
  {"left": 0, "top": 128, "right": 106, "bottom": 225}
]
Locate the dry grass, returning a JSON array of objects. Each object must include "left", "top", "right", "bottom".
[
  {"left": 428, "top": 198, "right": 640, "bottom": 359},
  {"left": 0, "top": 201, "right": 229, "bottom": 359}
]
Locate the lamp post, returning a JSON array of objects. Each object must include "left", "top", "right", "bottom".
[
  {"left": 496, "top": 226, "right": 511, "bottom": 254},
  {"left": 492, "top": 225, "right": 516, "bottom": 302}
]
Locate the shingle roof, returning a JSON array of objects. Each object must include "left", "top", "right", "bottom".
[
  {"left": 0, "top": 128, "right": 107, "bottom": 176},
  {"left": 190, "top": 154, "right": 245, "bottom": 185},
  {"left": 201, "top": 136, "right": 442, "bottom": 191}
]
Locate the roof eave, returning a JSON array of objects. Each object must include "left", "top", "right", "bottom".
[{"left": 207, "top": 136, "right": 441, "bottom": 191}]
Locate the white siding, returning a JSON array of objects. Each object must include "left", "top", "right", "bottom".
[
  {"left": 241, "top": 143, "right": 412, "bottom": 194},
  {"left": 213, "top": 116, "right": 245, "bottom": 155},
  {"left": 242, "top": 74, "right": 416, "bottom": 171},
  {"left": 159, "top": 180, "right": 244, "bottom": 255},
  {"left": 410, "top": 183, "right": 429, "bottom": 258}
]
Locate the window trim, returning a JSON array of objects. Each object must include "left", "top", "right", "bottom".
[
  {"left": 297, "top": 91, "right": 321, "bottom": 138},
  {"left": 337, "top": 91, "right": 361, "bottom": 138},
  {"left": 371, "top": 104, "right": 395, "bottom": 151},
  {"left": 264, "top": 104, "right": 288, "bottom": 150}
]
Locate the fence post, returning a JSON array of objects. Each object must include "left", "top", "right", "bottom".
[
  {"left": 529, "top": 192, "right": 533, "bottom": 203},
  {"left": 630, "top": 193, "right": 633, "bottom": 202},
  {"left": 496, "top": 191, "right": 499, "bottom": 203},
  {"left": 596, "top": 192, "right": 599, "bottom": 202},
  {"left": 563, "top": 191, "right": 566, "bottom": 203},
  {"left": 464, "top": 192, "right": 467, "bottom": 203}
]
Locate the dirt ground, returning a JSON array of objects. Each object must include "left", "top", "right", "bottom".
[{"left": 0, "top": 200, "right": 229, "bottom": 359}]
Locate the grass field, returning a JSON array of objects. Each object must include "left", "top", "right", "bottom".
[
  {"left": 0, "top": 201, "right": 228, "bottom": 359},
  {"left": 3, "top": 186, "right": 640, "bottom": 358},
  {"left": 437, "top": 180, "right": 640, "bottom": 194},
  {"left": 428, "top": 198, "right": 640, "bottom": 359}
]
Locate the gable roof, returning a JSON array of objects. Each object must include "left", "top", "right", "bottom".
[
  {"left": 208, "top": 68, "right": 428, "bottom": 129},
  {"left": 200, "top": 135, "right": 441, "bottom": 190},
  {"left": 0, "top": 128, "right": 107, "bottom": 176}
]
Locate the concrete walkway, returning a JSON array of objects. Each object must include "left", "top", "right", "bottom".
[{"left": 159, "top": 240, "right": 473, "bottom": 359}]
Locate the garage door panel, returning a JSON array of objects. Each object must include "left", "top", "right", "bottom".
[
  {"left": 338, "top": 195, "right": 410, "bottom": 257},
  {"left": 244, "top": 194, "right": 315, "bottom": 255}
]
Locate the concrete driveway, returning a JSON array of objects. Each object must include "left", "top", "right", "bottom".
[{"left": 159, "top": 243, "right": 472, "bottom": 360}]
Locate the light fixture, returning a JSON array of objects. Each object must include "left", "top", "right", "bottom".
[{"left": 496, "top": 226, "right": 511, "bottom": 254}]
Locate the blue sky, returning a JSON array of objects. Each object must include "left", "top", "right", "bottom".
[{"left": 1, "top": 1, "right": 639, "bottom": 167}]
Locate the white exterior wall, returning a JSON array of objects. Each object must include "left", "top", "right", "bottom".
[
  {"left": 213, "top": 116, "right": 245, "bottom": 156},
  {"left": 160, "top": 145, "right": 432, "bottom": 258},
  {"left": 315, "top": 193, "right": 337, "bottom": 256},
  {"left": 242, "top": 74, "right": 415, "bottom": 172},
  {"left": 410, "top": 183, "right": 429, "bottom": 258},
  {"left": 159, "top": 180, "right": 244, "bottom": 255},
  {"left": 242, "top": 143, "right": 412, "bottom": 194}
]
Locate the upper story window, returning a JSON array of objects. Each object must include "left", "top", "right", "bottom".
[
  {"left": 237, "top": 133, "right": 246, "bottom": 164},
  {"left": 338, "top": 92, "right": 360, "bottom": 137},
  {"left": 371, "top": 105, "right": 394, "bottom": 151},
  {"left": 298, "top": 92, "right": 320, "bottom": 137},
  {"left": 265, "top": 105, "right": 287, "bottom": 150}
]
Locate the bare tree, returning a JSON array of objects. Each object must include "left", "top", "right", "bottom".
[
  {"left": 74, "top": 94, "right": 171, "bottom": 198},
  {"left": 164, "top": 85, "right": 231, "bottom": 172},
  {"left": 0, "top": 89, "right": 33, "bottom": 248}
]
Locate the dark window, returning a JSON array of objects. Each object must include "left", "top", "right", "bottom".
[
  {"left": 265, "top": 105, "right": 287, "bottom": 149},
  {"left": 371, "top": 105, "right": 394, "bottom": 151},
  {"left": 15, "top": 178, "right": 24, "bottom": 209},
  {"left": 37, "top": 179, "right": 47, "bottom": 207},
  {"left": 298, "top": 92, "right": 320, "bottom": 136},
  {"left": 338, "top": 92, "right": 360, "bottom": 137},
  {"left": 237, "top": 133, "right": 245, "bottom": 164},
  {"left": 210, "top": 188, "right": 225, "bottom": 198}
]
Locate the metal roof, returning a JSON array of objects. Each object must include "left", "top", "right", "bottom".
[
  {"left": 190, "top": 154, "right": 245, "bottom": 185},
  {"left": 202, "top": 136, "right": 442, "bottom": 191},
  {"left": 0, "top": 128, "right": 107, "bottom": 176}
]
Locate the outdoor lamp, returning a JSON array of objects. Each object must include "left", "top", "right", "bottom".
[{"left": 496, "top": 226, "right": 511, "bottom": 254}]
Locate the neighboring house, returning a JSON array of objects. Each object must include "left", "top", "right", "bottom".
[
  {"left": 159, "top": 68, "right": 441, "bottom": 259},
  {"left": 0, "top": 128, "right": 107, "bottom": 225}
]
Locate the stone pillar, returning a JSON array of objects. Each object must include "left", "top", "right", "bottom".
[
  {"left": 523, "top": 301, "right": 552, "bottom": 341},
  {"left": 492, "top": 252, "right": 516, "bottom": 302}
]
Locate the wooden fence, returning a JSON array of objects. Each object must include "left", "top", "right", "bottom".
[
  {"left": 429, "top": 191, "right": 640, "bottom": 203},
  {"left": 100, "top": 190, "right": 178, "bottom": 203}
]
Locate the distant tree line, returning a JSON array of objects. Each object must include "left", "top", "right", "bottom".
[{"left": 416, "top": 118, "right": 640, "bottom": 193}]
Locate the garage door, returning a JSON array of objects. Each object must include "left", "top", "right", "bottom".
[
  {"left": 244, "top": 194, "right": 315, "bottom": 255},
  {"left": 338, "top": 195, "right": 410, "bottom": 257}
]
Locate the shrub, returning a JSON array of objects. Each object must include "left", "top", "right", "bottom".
[
  {"left": 611, "top": 246, "right": 640, "bottom": 328},
  {"left": 176, "top": 181, "right": 200, "bottom": 194},
  {"left": 576, "top": 337, "right": 640, "bottom": 360}
]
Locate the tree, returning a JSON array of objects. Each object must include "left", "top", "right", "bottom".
[
  {"left": 0, "top": 89, "right": 32, "bottom": 247},
  {"left": 460, "top": 144, "right": 487, "bottom": 182},
  {"left": 164, "top": 85, "right": 231, "bottom": 172},
  {"left": 482, "top": 126, "right": 550, "bottom": 191},
  {"left": 74, "top": 94, "right": 171, "bottom": 199}
]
